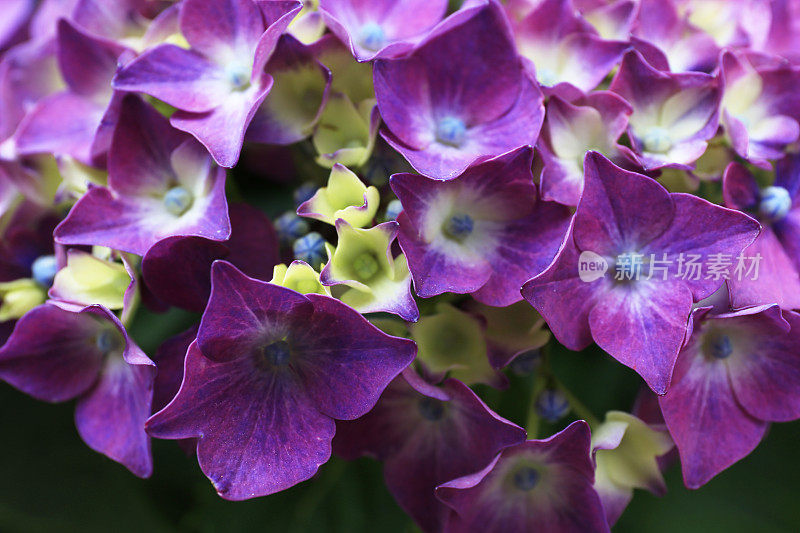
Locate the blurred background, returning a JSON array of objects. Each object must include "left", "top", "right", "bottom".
[{"left": 2, "top": 311, "right": 799, "bottom": 532}]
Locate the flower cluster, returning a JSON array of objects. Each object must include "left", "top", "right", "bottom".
[{"left": 1, "top": 0, "right": 799, "bottom": 530}]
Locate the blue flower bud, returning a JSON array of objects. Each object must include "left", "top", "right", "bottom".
[
  {"left": 31, "top": 255, "right": 58, "bottom": 288},
  {"left": 536, "top": 389, "right": 570, "bottom": 422},
  {"left": 435, "top": 116, "right": 467, "bottom": 147},
  {"left": 384, "top": 199, "right": 403, "bottom": 222},
  {"left": 759, "top": 186, "right": 792, "bottom": 222},
  {"left": 294, "top": 182, "right": 318, "bottom": 207},
  {"left": 293, "top": 232, "right": 327, "bottom": 269},
  {"left": 275, "top": 212, "right": 310, "bottom": 245}
]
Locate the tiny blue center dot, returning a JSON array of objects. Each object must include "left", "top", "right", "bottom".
[
  {"left": 758, "top": 186, "right": 792, "bottom": 222},
  {"left": 359, "top": 22, "right": 386, "bottom": 51},
  {"left": 513, "top": 466, "right": 540, "bottom": 491},
  {"left": 31, "top": 255, "right": 58, "bottom": 288},
  {"left": 418, "top": 397, "right": 445, "bottom": 421},
  {"left": 443, "top": 213, "right": 474, "bottom": 241},
  {"left": 435, "top": 116, "right": 467, "bottom": 147},
  {"left": 163, "top": 186, "right": 194, "bottom": 216},
  {"left": 642, "top": 127, "right": 672, "bottom": 153},
  {"left": 262, "top": 340, "right": 291, "bottom": 367},
  {"left": 709, "top": 334, "right": 733, "bottom": 359}
]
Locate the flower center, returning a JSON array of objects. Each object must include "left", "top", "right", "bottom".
[
  {"left": 642, "top": 127, "right": 672, "bottom": 153},
  {"left": 163, "top": 186, "right": 194, "bottom": 216},
  {"left": 536, "top": 67, "right": 558, "bottom": 87},
  {"left": 418, "top": 397, "right": 445, "bottom": 421},
  {"left": 225, "top": 64, "right": 251, "bottom": 91},
  {"left": 758, "top": 186, "right": 792, "bottom": 222},
  {"left": 442, "top": 213, "right": 474, "bottom": 241},
  {"left": 31, "top": 255, "right": 58, "bottom": 288},
  {"left": 261, "top": 340, "right": 291, "bottom": 367},
  {"left": 614, "top": 251, "right": 644, "bottom": 281},
  {"left": 359, "top": 22, "right": 386, "bottom": 51},
  {"left": 435, "top": 116, "right": 467, "bottom": 147},
  {"left": 512, "top": 466, "right": 540, "bottom": 491},
  {"left": 353, "top": 253, "right": 380, "bottom": 281},
  {"left": 707, "top": 333, "right": 733, "bottom": 359}
]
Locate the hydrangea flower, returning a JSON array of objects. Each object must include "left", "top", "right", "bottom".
[
  {"left": 13, "top": 19, "right": 125, "bottom": 166},
  {"left": 720, "top": 50, "right": 800, "bottom": 167},
  {"left": 609, "top": 50, "right": 722, "bottom": 170},
  {"left": 146, "top": 261, "right": 416, "bottom": 499},
  {"left": 334, "top": 370, "right": 525, "bottom": 532},
  {"left": 297, "top": 163, "right": 379, "bottom": 227},
  {"left": 435, "top": 421, "right": 610, "bottom": 533},
  {"left": 0, "top": 302, "right": 155, "bottom": 476},
  {"left": 391, "top": 147, "right": 571, "bottom": 305},
  {"left": 113, "top": 0, "right": 302, "bottom": 167},
  {"left": 245, "top": 34, "right": 331, "bottom": 146},
  {"left": 510, "top": 0, "right": 628, "bottom": 97},
  {"left": 320, "top": 0, "right": 448, "bottom": 61},
  {"left": 373, "top": 1, "right": 544, "bottom": 179},
  {"left": 592, "top": 411, "right": 673, "bottom": 524},
  {"left": 522, "top": 152, "right": 760, "bottom": 394},
  {"left": 54, "top": 95, "right": 230, "bottom": 255},
  {"left": 659, "top": 305, "right": 800, "bottom": 488},
  {"left": 537, "top": 92, "right": 635, "bottom": 206},
  {"left": 722, "top": 158, "right": 800, "bottom": 309},
  {"left": 631, "top": 0, "right": 719, "bottom": 73},
  {"left": 141, "top": 202, "right": 279, "bottom": 312},
  {"left": 320, "top": 219, "right": 418, "bottom": 320}
]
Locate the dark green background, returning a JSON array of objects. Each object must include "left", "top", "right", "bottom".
[{"left": 2, "top": 310, "right": 799, "bottom": 532}]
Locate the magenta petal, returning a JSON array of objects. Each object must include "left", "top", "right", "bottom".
[
  {"left": 642, "top": 193, "right": 761, "bottom": 301},
  {"left": 179, "top": 0, "right": 266, "bottom": 63},
  {"left": 56, "top": 18, "right": 123, "bottom": 98},
  {"left": 75, "top": 354, "right": 154, "bottom": 478},
  {"left": 113, "top": 44, "right": 233, "bottom": 113},
  {"left": 659, "top": 322, "right": 767, "bottom": 489},
  {"left": 522, "top": 222, "right": 599, "bottom": 352},
  {"left": 334, "top": 374, "right": 525, "bottom": 532},
  {"left": 108, "top": 95, "right": 188, "bottom": 195},
  {"left": 0, "top": 304, "right": 104, "bottom": 402},
  {"left": 725, "top": 307, "right": 800, "bottom": 422},
  {"left": 574, "top": 152, "right": 674, "bottom": 257},
  {"left": 170, "top": 74, "right": 274, "bottom": 167},
  {"left": 436, "top": 421, "right": 609, "bottom": 533},
  {"left": 293, "top": 294, "right": 417, "bottom": 420},
  {"left": 13, "top": 91, "right": 105, "bottom": 163},
  {"left": 147, "top": 342, "right": 335, "bottom": 499},
  {"left": 589, "top": 281, "right": 693, "bottom": 394}
]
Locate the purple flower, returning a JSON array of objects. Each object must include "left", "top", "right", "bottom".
[
  {"left": 659, "top": 305, "right": 800, "bottom": 488},
  {"left": 373, "top": 1, "right": 544, "bottom": 179},
  {"left": 13, "top": 19, "right": 126, "bottom": 166},
  {"left": 511, "top": 0, "right": 628, "bottom": 98},
  {"left": 722, "top": 158, "right": 800, "bottom": 309},
  {"left": 142, "top": 202, "right": 280, "bottom": 312},
  {"left": 720, "top": 50, "right": 800, "bottom": 167},
  {"left": 146, "top": 261, "right": 416, "bottom": 499},
  {"left": 113, "top": 0, "right": 302, "bottom": 167},
  {"left": 0, "top": 302, "right": 154, "bottom": 476},
  {"left": 522, "top": 152, "right": 760, "bottom": 394},
  {"left": 537, "top": 92, "right": 635, "bottom": 206},
  {"left": 610, "top": 50, "right": 722, "bottom": 170},
  {"left": 54, "top": 95, "right": 230, "bottom": 256},
  {"left": 435, "top": 421, "right": 610, "bottom": 533},
  {"left": 631, "top": 0, "right": 719, "bottom": 73},
  {"left": 391, "top": 147, "right": 571, "bottom": 306},
  {"left": 320, "top": 0, "right": 448, "bottom": 61},
  {"left": 334, "top": 369, "right": 525, "bottom": 532},
  {"left": 245, "top": 34, "right": 331, "bottom": 146}
]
